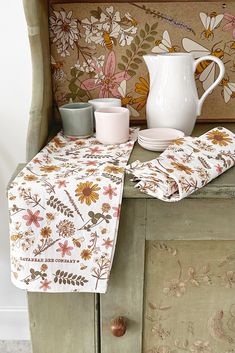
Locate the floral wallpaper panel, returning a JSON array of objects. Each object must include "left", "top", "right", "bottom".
[{"left": 49, "top": 2, "right": 235, "bottom": 122}]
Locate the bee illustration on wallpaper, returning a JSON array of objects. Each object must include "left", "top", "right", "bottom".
[
  {"left": 182, "top": 38, "right": 225, "bottom": 91},
  {"left": 94, "top": 24, "right": 120, "bottom": 50},
  {"left": 123, "top": 12, "right": 138, "bottom": 27},
  {"left": 200, "top": 12, "right": 224, "bottom": 40},
  {"left": 152, "top": 30, "right": 179, "bottom": 54},
  {"left": 220, "top": 76, "right": 235, "bottom": 103},
  {"left": 118, "top": 80, "right": 139, "bottom": 118}
]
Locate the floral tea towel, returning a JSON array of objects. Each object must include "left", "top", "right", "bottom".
[
  {"left": 126, "top": 127, "right": 235, "bottom": 202},
  {"left": 8, "top": 128, "right": 138, "bottom": 293}
]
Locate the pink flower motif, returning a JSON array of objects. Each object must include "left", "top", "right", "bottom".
[
  {"left": 85, "top": 160, "right": 98, "bottom": 166},
  {"left": 22, "top": 209, "right": 44, "bottom": 228},
  {"left": 215, "top": 164, "right": 223, "bottom": 174},
  {"left": 39, "top": 279, "right": 52, "bottom": 292},
  {"left": 103, "top": 184, "right": 117, "bottom": 200},
  {"left": 89, "top": 146, "right": 103, "bottom": 154},
  {"left": 112, "top": 205, "right": 121, "bottom": 218},
  {"left": 56, "top": 180, "right": 67, "bottom": 188},
  {"left": 102, "top": 237, "right": 113, "bottom": 249},
  {"left": 223, "top": 13, "right": 235, "bottom": 37},
  {"left": 56, "top": 240, "right": 74, "bottom": 257},
  {"left": 81, "top": 51, "right": 130, "bottom": 98}
]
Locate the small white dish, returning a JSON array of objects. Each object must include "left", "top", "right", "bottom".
[
  {"left": 138, "top": 128, "right": 184, "bottom": 142},
  {"left": 138, "top": 140, "right": 167, "bottom": 152},
  {"left": 138, "top": 136, "right": 171, "bottom": 145}
]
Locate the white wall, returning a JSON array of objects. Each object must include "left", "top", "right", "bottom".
[{"left": 0, "top": 1, "right": 31, "bottom": 339}]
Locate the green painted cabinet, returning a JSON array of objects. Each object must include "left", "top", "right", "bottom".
[
  {"left": 24, "top": 124, "right": 235, "bottom": 352},
  {"left": 20, "top": 1, "right": 235, "bottom": 352}
]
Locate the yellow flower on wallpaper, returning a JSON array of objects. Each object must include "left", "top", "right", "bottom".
[
  {"left": 75, "top": 181, "right": 100, "bottom": 205},
  {"left": 206, "top": 129, "right": 233, "bottom": 146},
  {"left": 133, "top": 77, "right": 149, "bottom": 111}
]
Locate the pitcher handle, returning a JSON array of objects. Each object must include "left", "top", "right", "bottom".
[{"left": 193, "top": 55, "right": 225, "bottom": 115}]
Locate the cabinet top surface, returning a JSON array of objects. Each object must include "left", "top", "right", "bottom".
[{"left": 123, "top": 123, "right": 235, "bottom": 199}]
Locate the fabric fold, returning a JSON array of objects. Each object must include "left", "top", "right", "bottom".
[
  {"left": 8, "top": 128, "right": 138, "bottom": 293},
  {"left": 126, "top": 127, "right": 235, "bottom": 202}
]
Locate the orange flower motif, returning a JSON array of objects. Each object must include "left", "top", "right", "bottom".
[
  {"left": 40, "top": 226, "right": 52, "bottom": 238},
  {"left": 24, "top": 175, "right": 38, "bottom": 181},
  {"left": 171, "top": 138, "right": 185, "bottom": 146},
  {"left": 75, "top": 181, "right": 100, "bottom": 205},
  {"left": 104, "top": 165, "right": 124, "bottom": 174},
  {"left": 40, "top": 165, "right": 60, "bottom": 173},
  {"left": 171, "top": 162, "right": 193, "bottom": 175},
  {"left": 76, "top": 140, "right": 86, "bottom": 146},
  {"left": 53, "top": 137, "right": 65, "bottom": 148},
  {"left": 206, "top": 129, "right": 232, "bottom": 146},
  {"left": 133, "top": 77, "right": 149, "bottom": 111},
  {"left": 81, "top": 249, "right": 92, "bottom": 260}
]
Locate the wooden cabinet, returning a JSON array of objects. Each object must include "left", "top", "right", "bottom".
[
  {"left": 25, "top": 127, "right": 235, "bottom": 352},
  {"left": 99, "top": 199, "right": 235, "bottom": 353},
  {"left": 19, "top": 1, "right": 235, "bottom": 352}
]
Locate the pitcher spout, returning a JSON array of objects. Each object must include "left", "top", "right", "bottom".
[{"left": 143, "top": 55, "right": 157, "bottom": 88}]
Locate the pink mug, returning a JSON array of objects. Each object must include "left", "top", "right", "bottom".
[{"left": 95, "top": 107, "right": 130, "bottom": 145}]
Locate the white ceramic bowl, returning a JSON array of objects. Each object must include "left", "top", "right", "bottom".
[
  {"left": 95, "top": 107, "right": 129, "bottom": 145},
  {"left": 138, "top": 128, "right": 184, "bottom": 142},
  {"left": 88, "top": 98, "right": 121, "bottom": 111}
]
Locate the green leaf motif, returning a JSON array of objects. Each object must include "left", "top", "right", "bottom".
[
  {"left": 134, "top": 36, "right": 140, "bottom": 45},
  {"left": 130, "top": 63, "right": 139, "bottom": 70},
  {"left": 146, "top": 36, "right": 155, "bottom": 42},
  {"left": 127, "top": 69, "right": 136, "bottom": 77},
  {"left": 121, "top": 55, "right": 128, "bottom": 63},
  {"left": 77, "top": 89, "right": 86, "bottom": 98},
  {"left": 126, "top": 49, "right": 132, "bottom": 58},
  {"left": 140, "top": 29, "right": 145, "bottom": 38},
  {"left": 151, "top": 22, "right": 158, "bottom": 30},
  {"left": 138, "top": 50, "right": 147, "bottom": 56},
  {"left": 69, "top": 81, "right": 78, "bottom": 94},
  {"left": 70, "top": 67, "right": 77, "bottom": 77},
  {"left": 131, "top": 42, "right": 136, "bottom": 52},
  {"left": 141, "top": 43, "right": 151, "bottom": 49},
  {"left": 118, "top": 63, "right": 126, "bottom": 71},
  {"left": 134, "top": 58, "right": 142, "bottom": 64},
  {"left": 145, "top": 23, "right": 150, "bottom": 32}
]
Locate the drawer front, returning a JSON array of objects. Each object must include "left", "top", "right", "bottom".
[{"left": 28, "top": 293, "right": 97, "bottom": 353}]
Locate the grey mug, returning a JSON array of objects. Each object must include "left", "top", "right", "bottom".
[{"left": 59, "top": 102, "right": 94, "bottom": 138}]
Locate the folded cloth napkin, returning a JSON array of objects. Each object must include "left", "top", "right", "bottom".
[
  {"left": 8, "top": 128, "right": 138, "bottom": 293},
  {"left": 126, "top": 127, "right": 235, "bottom": 202}
]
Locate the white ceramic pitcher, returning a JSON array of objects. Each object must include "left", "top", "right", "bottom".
[{"left": 143, "top": 53, "right": 225, "bottom": 135}]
